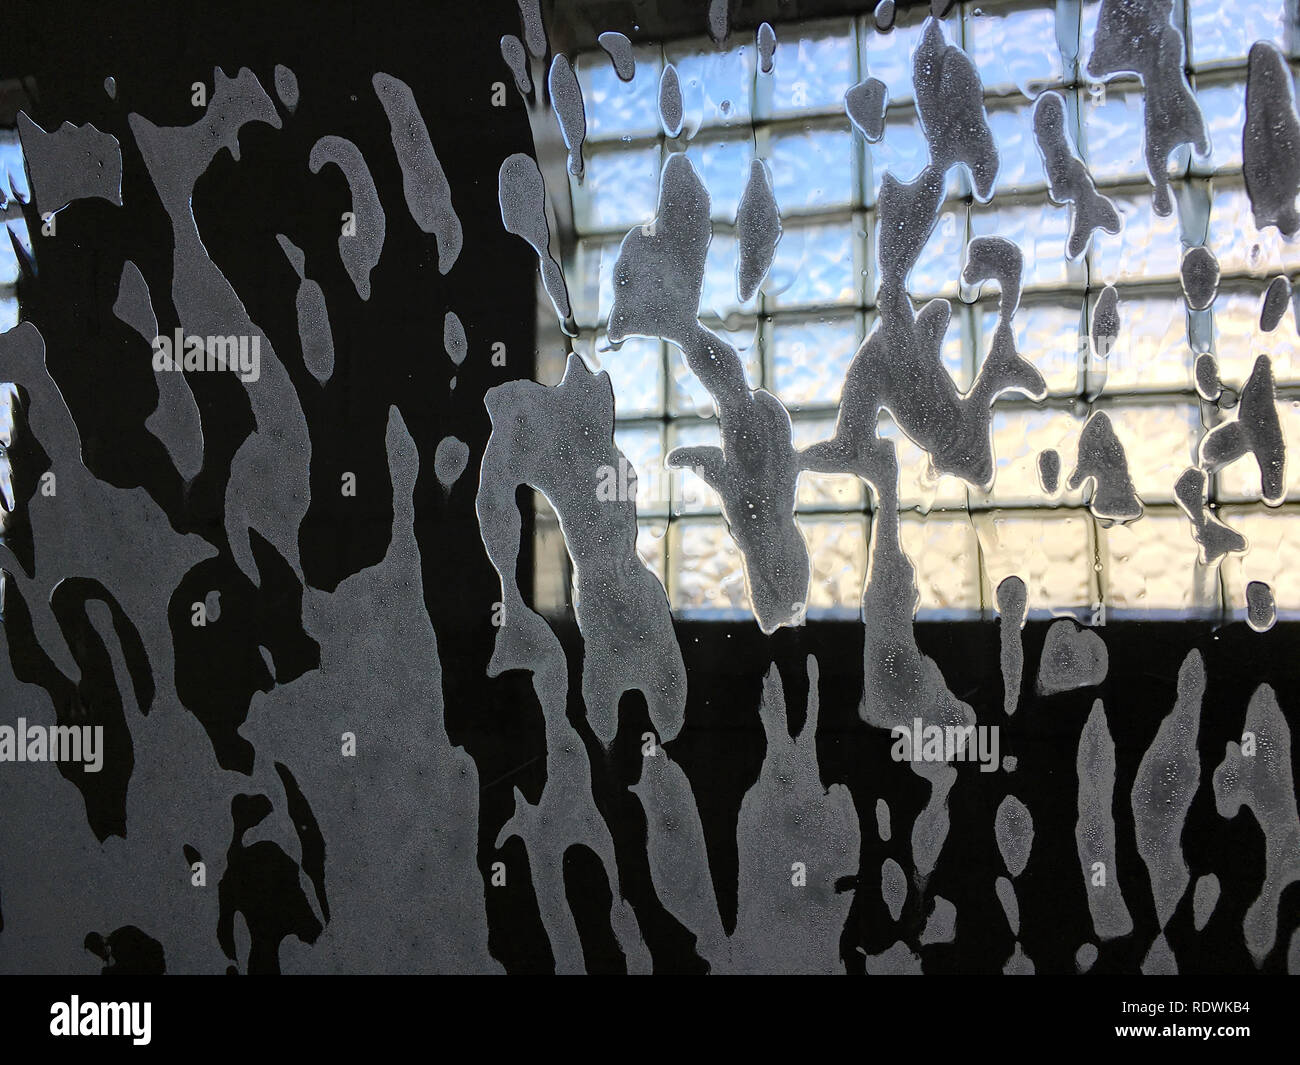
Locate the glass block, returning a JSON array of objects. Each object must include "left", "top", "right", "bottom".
[
  {"left": 574, "top": 143, "right": 661, "bottom": 232},
  {"left": 2, "top": 219, "right": 30, "bottom": 286},
  {"left": 1208, "top": 182, "right": 1300, "bottom": 277},
  {"left": 942, "top": 304, "right": 972, "bottom": 392},
  {"left": 798, "top": 513, "right": 869, "bottom": 612},
  {"left": 574, "top": 235, "right": 620, "bottom": 328},
  {"left": 981, "top": 405, "right": 1088, "bottom": 507},
  {"left": 1188, "top": 0, "right": 1291, "bottom": 69},
  {"left": 667, "top": 41, "right": 755, "bottom": 130},
  {"left": 711, "top": 314, "right": 762, "bottom": 353},
  {"left": 0, "top": 381, "right": 15, "bottom": 435},
  {"left": 0, "top": 132, "right": 29, "bottom": 201},
  {"left": 586, "top": 334, "right": 662, "bottom": 419},
  {"left": 1102, "top": 512, "right": 1219, "bottom": 616},
  {"left": 700, "top": 232, "right": 750, "bottom": 318},
  {"left": 765, "top": 220, "right": 860, "bottom": 309},
  {"left": 1093, "top": 400, "right": 1200, "bottom": 504},
  {"left": 0, "top": 455, "right": 11, "bottom": 516},
  {"left": 1080, "top": 88, "right": 1151, "bottom": 185},
  {"left": 669, "top": 334, "right": 760, "bottom": 415},
  {"left": 985, "top": 101, "right": 1047, "bottom": 194},
  {"left": 791, "top": 413, "right": 866, "bottom": 510},
  {"left": 1217, "top": 396, "right": 1300, "bottom": 502},
  {"left": 0, "top": 384, "right": 14, "bottom": 512},
  {"left": 1193, "top": 80, "right": 1246, "bottom": 175},
  {"left": 668, "top": 517, "right": 753, "bottom": 613},
  {"left": 768, "top": 123, "right": 857, "bottom": 214},
  {"left": 1220, "top": 505, "right": 1300, "bottom": 617},
  {"left": 532, "top": 340, "right": 567, "bottom": 388},
  {"left": 1094, "top": 295, "right": 1190, "bottom": 393},
  {"left": 979, "top": 299, "right": 1082, "bottom": 396},
  {"left": 769, "top": 312, "right": 862, "bottom": 409},
  {"left": 668, "top": 419, "right": 723, "bottom": 515},
  {"left": 577, "top": 47, "right": 663, "bottom": 141},
  {"left": 1212, "top": 286, "right": 1300, "bottom": 385},
  {"left": 636, "top": 518, "right": 669, "bottom": 587},
  {"left": 865, "top": 109, "right": 962, "bottom": 202},
  {"left": 0, "top": 224, "right": 23, "bottom": 286},
  {"left": 613, "top": 423, "right": 667, "bottom": 516},
  {"left": 965, "top": 2, "right": 1064, "bottom": 98},
  {"left": 1090, "top": 193, "right": 1184, "bottom": 284},
  {"left": 878, "top": 412, "right": 971, "bottom": 510},
  {"left": 899, "top": 204, "right": 967, "bottom": 299},
  {"left": 1078, "top": 0, "right": 1103, "bottom": 67},
  {"left": 532, "top": 506, "right": 571, "bottom": 614},
  {"left": 970, "top": 199, "right": 1077, "bottom": 290},
  {"left": 685, "top": 134, "right": 754, "bottom": 221},
  {"left": 765, "top": 21, "right": 858, "bottom": 117},
  {"left": 973, "top": 508, "right": 1096, "bottom": 614},
  {"left": 862, "top": 14, "right": 931, "bottom": 105},
  {"left": 898, "top": 512, "right": 982, "bottom": 614},
  {"left": 711, "top": 317, "right": 763, "bottom": 363}
]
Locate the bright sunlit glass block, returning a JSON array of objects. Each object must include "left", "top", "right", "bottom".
[
  {"left": 798, "top": 513, "right": 869, "bottom": 613},
  {"left": 899, "top": 512, "right": 982, "bottom": 614},
  {"left": 1220, "top": 505, "right": 1300, "bottom": 616},
  {"left": 1102, "top": 512, "right": 1220, "bottom": 616},
  {"left": 974, "top": 509, "right": 1097, "bottom": 616},
  {"left": 669, "top": 517, "right": 753, "bottom": 614},
  {"left": 791, "top": 413, "right": 867, "bottom": 511}
]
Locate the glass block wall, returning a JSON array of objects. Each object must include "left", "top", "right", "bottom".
[
  {"left": 544, "top": 0, "right": 1300, "bottom": 622},
  {"left": 0, "top": 133, "right": 22, "bottom": 331},
  {"left": 0, "top": 132, "right": 26, "bottom": 533}
]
